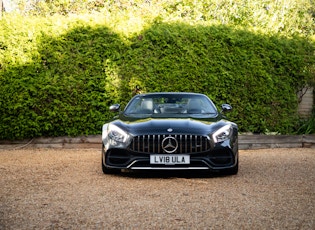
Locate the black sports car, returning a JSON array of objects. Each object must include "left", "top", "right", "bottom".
[{"left": 102, "top": 92, "right": 238, "bottom": 175}]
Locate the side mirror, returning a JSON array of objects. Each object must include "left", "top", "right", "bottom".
[
  {"left": 109, "top": 104, "right": 120, "bottom": 112},
  {"left": 221, "top": 104, "right": 232, "bottom": 113}
]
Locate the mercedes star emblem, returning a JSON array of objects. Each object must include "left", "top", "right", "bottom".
[{"left": 161, "top": 136, "right": 178, "bottom": 153}]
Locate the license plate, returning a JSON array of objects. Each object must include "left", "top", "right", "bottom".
[{"left": 150, "top": 155, "right": 190, "bottom": 165}]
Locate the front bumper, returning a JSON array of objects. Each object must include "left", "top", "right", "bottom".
[{"left": 102, "top": 140, "right": 238, "bottom": 171}]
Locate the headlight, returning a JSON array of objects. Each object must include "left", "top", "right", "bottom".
[
  {"left": 108, "top": 124, "right": 129, "bottom": 143},
  {"left": 212, "top": 124, "right": 232, "bottom": 143}
]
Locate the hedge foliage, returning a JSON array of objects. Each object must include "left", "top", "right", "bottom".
[
  {"left": 106, "top": 23, "right": 315, "bottom": 134},
  {"left": 7, "top": 0, "right": 315, "bottom": 37},
  {"left": 0, "top": 1, "right": 314, "bottom": 139}
]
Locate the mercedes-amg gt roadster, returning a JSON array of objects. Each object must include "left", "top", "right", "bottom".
[{"left": 102, "top": 92, "right": 238, "bottom": 175}]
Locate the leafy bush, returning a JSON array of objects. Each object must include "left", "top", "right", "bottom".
[
  {"left": 0, "top": 17, "right": 123, "bottom": 139},
  {"left": 107, "top": 23, "right": 314, "bottom": 134},
  {"left": 0, "top": 1, "right": 314, "bottom": 139},
  {"left": 9, "top": 0, "right": 315, "bottom": 37}
]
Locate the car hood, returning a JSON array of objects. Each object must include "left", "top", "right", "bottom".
[{"left": 111, "top": 114, "right": 228, "bottom": 135}]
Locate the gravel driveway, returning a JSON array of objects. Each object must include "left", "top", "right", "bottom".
[{"left": 0, "top": 148, "right": 314, "bottom": 229}]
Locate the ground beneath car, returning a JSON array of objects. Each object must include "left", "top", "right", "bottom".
[{"left": 0, "top": 148, "right": 314, "bottom": 229}]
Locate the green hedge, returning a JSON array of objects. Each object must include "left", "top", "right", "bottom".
[
  {"left": 0, "top": 16, "right": 314, "bottom": 139},
  {"left": 107, "top": 23, "right": 315, "bottom": 134}
]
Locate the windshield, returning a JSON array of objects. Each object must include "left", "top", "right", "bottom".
[{"left": 124, "top": 93, "right": 218, "bottom": 117}]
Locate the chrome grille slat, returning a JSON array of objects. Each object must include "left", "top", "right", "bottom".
[
  {"left": 179, "top": 135, "right": 182, "bottom": 153},
  {"left": 153, "top": 135, "right": 155, "bottom": 153},
  {"left": 130, "top": 134, "right": 210, "bottom": 154},
  {"left": 189, "top": 135, "right": 193, "bottom": 152},
  {"left": 185, "top": 135, "right": 187, "bottom": 152}
]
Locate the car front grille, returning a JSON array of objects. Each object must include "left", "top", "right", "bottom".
[{"left": 129, "top": 134, "right": 211, "bottom": 154}]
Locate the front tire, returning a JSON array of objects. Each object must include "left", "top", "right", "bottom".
[
  {"left": 222, "top": 159, "right": 238, "bottom": 175},
  {"left": 221, "top": 157, "right": 238, "bottom": 175}
]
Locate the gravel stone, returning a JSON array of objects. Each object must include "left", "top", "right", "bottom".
[{"left": 0, "top": 148, "right": 314, "bottom": 229}]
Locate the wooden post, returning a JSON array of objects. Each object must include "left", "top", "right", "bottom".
[{"left": 298, "top": 87, "right": 314, "bottom": 118}]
